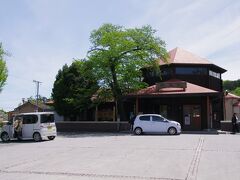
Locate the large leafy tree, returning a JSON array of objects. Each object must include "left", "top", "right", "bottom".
[
  {"left": 88, "top": 24, "right": 168, "bottom": 120},
  {"left": 232, "top": 87, "right": 240, "bottom": 96},
  {"left": 0, "top": 43, "right": 8, "bottom": 92},
  {"left": 52, "top": 60, "right": 99, "bottom": 120},
  {"left": 223, "top": 80, "right": 240, "bottom": 96}
]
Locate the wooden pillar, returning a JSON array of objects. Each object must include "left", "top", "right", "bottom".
[
  {"left": 223, "top": 94, "right": 226, "bottom": 121},
  {"left": 206, "top": 96, "right": 212, "bottom": 129},
  {"left": 135, "top": 97, "right": 139, "bottom": 115},
  {"left": 95, "top": 105, "right": 98, "bottom": 121},
  {"left": 113, "top": 106, "right": 116, "bottom": 122}
]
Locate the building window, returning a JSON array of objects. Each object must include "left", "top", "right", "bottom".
[
  {"left": 209, "top": 70, "right": 220, "bottom": 79},
  {"left": 159, "top": 105, "right": 167, "bottom": 118},
  {"left": 161, "top": 68, "right": 172, "bottom": 76},
  {"left": 175, "top": 67, "right": 207, "bottom": 75}
]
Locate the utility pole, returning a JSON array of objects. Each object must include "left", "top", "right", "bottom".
[{"left": 33, "top": 80, "right": 42, "bottom": 112}]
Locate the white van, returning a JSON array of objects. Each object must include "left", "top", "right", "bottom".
[{"left": 0, "top": 112, "right": 57, "bottom": 142}]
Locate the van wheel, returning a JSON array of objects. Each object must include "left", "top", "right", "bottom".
[
  {"left": 1, "top": 132, "right": 10, "bottom": 142},
  {"left": 168, "top": 127, "right": 177, "bottom": 135},
  {"left": 48, "top": 136, "right": 55, "bottom": 140},
  {"left": 134, "top": 127, "right": 143, "bottom": 135},
  {"left": 33, "top": 132, "right": 42, "bottom": 142}
]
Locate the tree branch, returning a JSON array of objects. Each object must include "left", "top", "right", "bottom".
[
  {"left": 87, "top": 47, "right": 107, "bottom": 54},
  {"left": 118, "top": 46, "right": 142, "bottom": 59}
]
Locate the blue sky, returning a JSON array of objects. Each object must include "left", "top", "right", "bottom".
[{"left": 0, "top": 0, "right": 240, "bottom": 111}]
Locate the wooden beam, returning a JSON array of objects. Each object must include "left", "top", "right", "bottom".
[
  {"left": 136, "top": 97, "right": 139, "bottom": 115},
  {"left": 95, "top": 105, "right": 98, "bottom": 121}
]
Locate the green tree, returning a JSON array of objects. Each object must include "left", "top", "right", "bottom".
[
  {"left": 52, "top": 60, "right": 99, "bottom": 120},
  {"left": 232, "top": 87, "right": 240, "bottom": 96},
  {"left": 0, "top": 43, "right": 8, "bottom": 92},
  {"left": 223, "top": 79, "right": 240, "bottom": 96},
  {"left": 88, "top": 24, "right": 168, "bottom": 120}
]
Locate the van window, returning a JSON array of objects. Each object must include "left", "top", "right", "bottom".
[
  {"left": 23, "top": 115, "right": 38, "bottom": 124},
  {"left": 41, "top": 114, "right": 54, "bottom": 123},
  {"left": 139, "top": 116, "right": 150, "bottom": 121}
]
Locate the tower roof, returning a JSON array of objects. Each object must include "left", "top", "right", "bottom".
[{"left": 158, "top": 47, "right": 226, "bottom": 73}]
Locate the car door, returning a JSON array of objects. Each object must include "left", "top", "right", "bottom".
[
  {"left": 138, "top": 115, "right": 151, "bottom": 132},
  {"left": 151, "top": 115, "right": 167, "bottom": 133},
  {"left": 22, "top": 115, "right": 38, "bottom": 139}
]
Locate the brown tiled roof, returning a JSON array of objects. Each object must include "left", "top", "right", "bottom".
[
  {"left": 14, "top": 101, "right": 53, "bottom": 111},
  {"left": 225, "top": 93, "right": 240, "bottom": 99},
  {"left": 128, "top": 79, "right": 218, "bottom": 97},
  {"left": 158, "top": 47, "right": 212, "bottom": 65},
  {"left": 158, "top": 47, "right": 226, "bottom": 73}
]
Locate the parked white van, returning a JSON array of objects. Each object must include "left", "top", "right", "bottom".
[{"left": 0, "top": 112, "right": 57, "bottom": 142}]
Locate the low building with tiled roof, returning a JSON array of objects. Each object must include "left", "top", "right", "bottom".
[
  {"left": 225, "top": 93, "right": 240, "bottom": 120},
  {"left": 8, "top": 101, "right": 64, "bottom": 122}
]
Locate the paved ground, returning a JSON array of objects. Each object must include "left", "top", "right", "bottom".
[{"left": 0, "top": 133, "right": 240, "bottom": 180}]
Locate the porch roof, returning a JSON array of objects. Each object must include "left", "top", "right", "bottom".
[
  {"left": 127, "top": 79, "right": 219, "bottom": 97},
  {"left": 225, "top": 93, "right": 240, "bottom": 99}
]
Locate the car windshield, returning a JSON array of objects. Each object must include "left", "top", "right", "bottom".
[{"left": 41, "top": 114, "right": 54, "bottom": 123}]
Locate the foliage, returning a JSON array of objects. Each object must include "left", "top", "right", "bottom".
[
  {"left": 223, "top": 80, "right": 240, "bottom": 96},
  {"left": 88, "top": 24, "right": 168, "bottom": 119},
  {"left": 0, "top": 109, "right": 7, "bottom": 126},
  {"left": 26, "top": 96, "right": 48, "bottom": 104},
  {"left": 232, "top": 87, "right": 240, "bottom": 96},
  {"left": 223, "top": 80, "right": 240, "bottom": 91},
  {"left": 0, "top": 43, "right": 8, "bottom": 92},
  {"left": 52, "top": 60, "right": 99, "bottom": 118}
]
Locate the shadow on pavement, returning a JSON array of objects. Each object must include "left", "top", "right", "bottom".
[
  {"left": 0, "top": 139, "right": 49, "bottom": 144},
  {"left": 57, "top": 132, "right": 132, "bottom": 138}
]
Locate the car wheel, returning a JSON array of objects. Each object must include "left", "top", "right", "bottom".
[
  {"left": 168, "top": 127, "right": 177, "bottom": 135},
  {"left": 134, "top": 127, "right": 143, "bottom": 135},
  {"left": 1, "top": 132, "right": 10, "bottom": 142},
  {"left": 48, "top": 136, "right": 55, "bottom": 140},
  {"left": 33, "top": 132, "right": 42, "bottom": 142}
]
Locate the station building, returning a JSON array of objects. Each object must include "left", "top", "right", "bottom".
[
  {"left": 57, "top": 47, "right": 227, "bottom": 132},
  {"left": 124, "top": 47, "right": 226, "bottom": 130}
]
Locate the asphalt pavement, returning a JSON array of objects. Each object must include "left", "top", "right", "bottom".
[{"left": 0, "top": 133, "right": 240, "bottom": 180}]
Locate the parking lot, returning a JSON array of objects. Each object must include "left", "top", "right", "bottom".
[{"left": 0, "top": 133, "right": 240, "bottom": 180}]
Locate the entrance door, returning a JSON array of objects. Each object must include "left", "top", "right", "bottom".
[{"left": 183, "top": 105, "right": 201, "bottom": 130}]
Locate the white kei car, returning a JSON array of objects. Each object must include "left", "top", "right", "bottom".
[{"left": 133, "top": 114, "right": 181, "bottom": 135}]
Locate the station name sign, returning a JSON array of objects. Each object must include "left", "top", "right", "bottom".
[{"left": 156, "top": 81, "right": 187, "bottom": 91}]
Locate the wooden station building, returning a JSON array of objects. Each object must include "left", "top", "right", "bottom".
[
  {"left": 125, "top": 47, "right": 226, "bottom": 131},
  {"left": 57, "top": 47, "right": 227, "bottom": 132}
]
